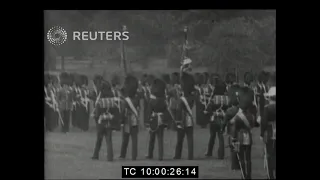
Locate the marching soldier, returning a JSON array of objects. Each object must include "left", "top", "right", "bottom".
[
  {"left": 91, "top": 81, "right": 121, "bottom": 161},
  {"left": 57, "top": 72, "right": 73, "bottom": 133},
  {"left": 119, "top": 75, "right": 140, "bottom": 160},
  {"left": 174, "top": 58, "right": 196, "bottom": 160},
  {"left": 88, "top": 74, "right": 104, "bottom": 126},
  {"left": 145, "top": 78, "right": 168, "bottom": 161},
  {"left": 261, "top": 73, "right": 276, "bottom": 179},
  {"left": 205, "top": 75, "right": 228, "bottom": 159}
]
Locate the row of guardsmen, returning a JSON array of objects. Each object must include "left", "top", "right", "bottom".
[
  {"left": 44, "top": 60, "right": 275, "bottom": 179},
  {"left": 44, "top": 72, "right": 92, "bottom": 133}
]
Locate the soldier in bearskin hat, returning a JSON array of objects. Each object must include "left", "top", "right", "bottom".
[
  {"left": 77, "top": 74, "right": 90, "bottom": 131},
  {"left": 161, "top": 73, "right": 174, "bottom": 129},
  {"left": 44, "top": 74, "right": 53, "bottom": 131},
  {"left": 260, "top": 77, "right": 276, "bottom": 179},
  {"left": 88, "top": 74, "right": 104, "bottom": 126},
  {"left": 47, "top": 75, "right": 60, "bottom": 131},
  {"left": 91, "top": 80, "right": 120, "bottom": 161},
  {"left": 205, "top": 74, "right": 228, "bottom": 159},
  {"left": 57, "top": 72, "right": 73, "bottom": 133},
  {"left": 110, "top": 73, "right": 122, "bottom": 131},
  {"left": 71, "top": 73, "right": 80, "bottom": 129},
  {"left": 145, "top": 78, "right": 168, "bottom": 161},
  {"left": 166, "top": 72, "right": 181, "bottom": 130},
  {"left": 222, "top": 72, "right": 241, "bottom": 171},
  {"left": 173, "top": 59, "right": 196, "bottom": 160},
  {"left": 194, "top": 73, "right": 207, "bottom": 128},
  {"left": 255, "top": 71, "right": 269, "bottom": 123},
  {"left": 119, "top": 75, "right": 140, "bottom": 160},
  {"left": 223, "top": 72, "right": 259, "bottom": 179},
  {"left": 139, "top": 74, "right": 151, "bottom": 130}
]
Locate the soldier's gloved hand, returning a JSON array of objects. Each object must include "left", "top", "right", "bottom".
[{"left": 121, "top": 124, "right": 124, "bottom": 127}]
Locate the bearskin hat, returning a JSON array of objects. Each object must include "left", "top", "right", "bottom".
[
  {"left": 69, "top": 73, "right": 75, "bottom": 85},
  {"left": 50, "top": 75, "right": 58, "bottom": 84},
  {"left": 100, "top": 81, "right": 113, "bottom": 98},
  {"left": 193, "top": 73, "right": 201, "bottom": 85},
  {"left": 181, "top": 72, "right": 195, "bottom": 96},
  {"left": 151, "top": 78, "right": 166, "bottom": 98},
  {"left": 257, "top": 71, "right": 265, "bottom": 83},
  {"left": 203, "top": 72, "right": 209, "bottom": 84},
  {"left": 111, "top": 73, "right": 121, "bottom": 87},
  {"left": 44, "top": 74, "right": 50, "bottom": 86},
  {"left": 225, "top": 73, "right": 236, "bottom": 84},
  {"left": 123, "top": 75, "right": 139, "bottom": 98},
  {"left": 263, "top": 71, "right": 270, "bottom": 84},
  {"left": 171, "top": 72, "right": 180, "bottom": 85},
  {"left": 270, "top": 71, "right": 276, "bottom": 85},
  {"left": 209, "top": 73, "right": 220, "bottom": 85},
  {"left": 140, "top": 73, "right": 148, "bottom": 85},
  {"left": 93, "top": 74, "right": 103, "bottom": 87},
  {"left": 146, "top": 74, "right": 155, "bottom": 86},
  {"left": 59, "top": 72, "right": 69, "bottom": 86},
  {"left": 81, "top": 74, "right": 88, "bottom": 86},
  {"left": 73, "top": 74, "right": 82, "bottom": 87},
  {"left": 244, "top": 72, "right": 254, "bottom": 84},
  {"left": 195, "top": 73, "right": 205, "bottom": 85},
  {"left": 161, "top": 73, "right": 171, "bottom": 85}
]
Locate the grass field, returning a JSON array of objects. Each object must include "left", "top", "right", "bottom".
[{"left": 45, "top": 124, "right": 267, "bottom": 179}]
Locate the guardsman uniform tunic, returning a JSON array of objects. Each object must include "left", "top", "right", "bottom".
[
  {"left": 145, "top": 95, "right": 168, "bottom": 160},
  {"left": 227, "top": 86, "right": 258, "bottom": 179},
  {"left": 167, "top": 84, "right": 181, "bottom": 130},
  {"left": 119, "top": 94, "right": 140, "bottom": 160},
  {"left": 92, "top": 97, "right": 121, "bottom": 161},
  {"left": 78, "top": 87, "right": 90, "bottom": 131},
  {"left": 205, "top": 81, "right": 228, "bottom": 159},
  {"left": 57, "top": 86, "right": 73, "bottom": 133},
  {"left": 174, "top": 95, "right": 195, "bottom": 160}
]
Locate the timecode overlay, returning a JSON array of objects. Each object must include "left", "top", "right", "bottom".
[{"left": 122, "top": 166, "right": 199, "bottom": 178}]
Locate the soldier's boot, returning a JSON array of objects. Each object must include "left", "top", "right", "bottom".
[
  {"left": 92, "top": 130, "right": 103, "bottom": 160},
  {"left": 158, "top": 131, "right": 164, "bottom": 161},
  {"left": 119, "top": 133, "right": 129, "bottom": 159},
  {"left": 245, "top": 161, "right": 252, "bottom": 179},
  {"left": 267, "top": 156, "right": 275, "bottom": 179},
  {"left": 146, "top": 131, "right": 156, "bottom": 159}
]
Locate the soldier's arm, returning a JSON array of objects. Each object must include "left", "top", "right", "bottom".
[
  {"left": 144, "top": 101, "right": 152, "bottom": 127},
  {"left": 120, "top": 100, "right": 126, "bottom": 125},
  {"left": 260, "top": 105, "right": 269, "bottom": 137},
  {"left": 175, "top": 99, "right": 183, "bottom": 125}
]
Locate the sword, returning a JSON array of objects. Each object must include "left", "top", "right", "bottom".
[{"left": 236, "top": 150, "right": 245, "bottom": 179}]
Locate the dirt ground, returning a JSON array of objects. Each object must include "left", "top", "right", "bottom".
[{"left": 45, "top": 125, "right": 267, "bottom": 179}]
